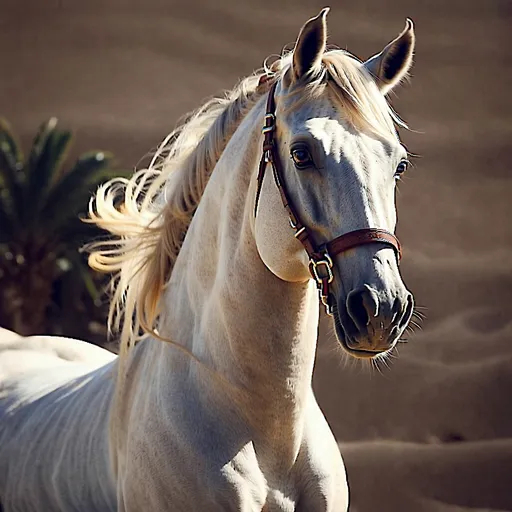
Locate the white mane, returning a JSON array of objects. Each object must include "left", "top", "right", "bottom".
[{"left": 87, "top": 49, "right": 404, "bottom": 356}]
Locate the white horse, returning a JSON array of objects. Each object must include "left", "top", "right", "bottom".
[{"left": 0, "top": 9, "right": 416, "bottom": 511}]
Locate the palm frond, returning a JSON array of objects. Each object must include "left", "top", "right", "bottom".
[
  {"left": 27, "top": 118, "right": 58, "bottom": 173},
  {"left": 0, "top": 117, "right": 23, "bottom": 164},
  {"left": 25, "top": 119, "right": 73, "bottom": 223},
  {"left": 41, "top": 151, "right": 127, "bottom": 234},
  {"left": 0, "top": 118, "right": 24, "bottom": 223},
  {"left": 68, "top": 250, "right": 102, "bottom": 302},
  {"left": 0, "top": 117, "right": 123, "bottom": 339},
  {"left": 50, "top": 216, "right": 103, "bottom": 249},
  {"left": 0, "top": 199, "right": 15, "bottom": 242}
]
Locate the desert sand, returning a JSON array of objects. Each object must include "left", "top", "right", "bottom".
[
  {"left": 317, "top": 308, "right": 512, "bottom": 510},
  {"left": 1, "top": 0, "right": 511, "bottom": 510}
]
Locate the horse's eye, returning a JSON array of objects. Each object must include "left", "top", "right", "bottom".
[
  {"left": 395, "top": 159, "right": 409, "bottom": 178},
  {"left": 291, "top": 147, "right": 313, "bottom": 169}
]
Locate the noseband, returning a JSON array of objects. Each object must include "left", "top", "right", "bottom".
[{"left": 255, "top": 81, "right": 402, "bottom": 315}]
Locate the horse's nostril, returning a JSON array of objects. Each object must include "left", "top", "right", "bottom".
[
  {"left": 346, "top": 288, "right": 376, "bottom": 332},
  {"left": 346, "top": 290, "right": 369, "bottom": 332},
  {"left": 391, "top": 296, "right": 401, "bottom": 323},
  {"left": 399, "top": 293, "right": 414, "bottom": 328}
]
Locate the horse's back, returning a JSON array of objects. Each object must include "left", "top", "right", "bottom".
[
  {"left": 0, "top": 331, "right": 118, "bottom": 511},
  {"left": 0, "top": 330, "right": 115, "bottom": 378}
]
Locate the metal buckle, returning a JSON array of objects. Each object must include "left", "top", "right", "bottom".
[
  {"left": 264, "top": 113, "right": 275, "bottom": 124},
  {"left": 310, "top": 253, "right": 335, "bottom": 315},
  {"left": 262, "top": 113, "right": 275, "bottom": 134},
  {"left": 294, "top": 226, "right": 306, "bottom": 238},
  {"left": 320, "top": 293, "right": 334, "bottom": 316},
  {"left": 310, "top": 253, "right": 334, "bottom": 285}
]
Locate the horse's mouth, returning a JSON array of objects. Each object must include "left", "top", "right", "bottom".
[{"left": 331, "top": 301, "right": 393, "bottom": 359}]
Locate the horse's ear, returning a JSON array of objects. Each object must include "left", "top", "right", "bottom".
[
  {"left": 364, "top": 19, "right": 415, "bottom": 94},
  {"left": 292, "top": 8, "right": 329, "bottom": 81}
]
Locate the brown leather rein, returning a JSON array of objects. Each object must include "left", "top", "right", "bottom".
[{"left": 255, "top": 81, "right": 402, "bottom": 316}]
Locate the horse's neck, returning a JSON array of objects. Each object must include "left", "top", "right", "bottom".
[{"left": 158, "top": 102, "right": 320, "bottom": 462}]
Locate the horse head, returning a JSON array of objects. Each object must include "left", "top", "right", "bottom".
[{"left": 254, "top": 9, "right": 415, "bottom": 358}]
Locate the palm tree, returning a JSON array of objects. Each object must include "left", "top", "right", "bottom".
[{"left": 0, "top": 117, "right": 125, "bottom": 338}]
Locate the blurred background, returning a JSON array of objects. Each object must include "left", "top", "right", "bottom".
[{"left": 1, "top": 0, "right": 510, "bottom": 510}]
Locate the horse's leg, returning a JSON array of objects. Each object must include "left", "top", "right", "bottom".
[
  {"left": 117, "top": 495, "right": 125, "bottom": 512},
  {"left": 116, "top": 480, "right": 126, "bottom": 512}
]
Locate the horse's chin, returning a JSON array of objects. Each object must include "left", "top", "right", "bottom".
[{"left": 332, "top": 302, "right": 392, "bottom": 360}]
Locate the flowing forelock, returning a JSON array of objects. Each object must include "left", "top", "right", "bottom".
[{"left": 279, "top": 49, "right": 405, "bottom": 139}]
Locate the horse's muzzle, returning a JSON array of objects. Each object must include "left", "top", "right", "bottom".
[{"left": 333, "top": 285, "right": 414, "bottom": 358}]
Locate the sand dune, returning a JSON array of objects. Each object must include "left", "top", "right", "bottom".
[
  {"left": 399, "top": 309, "right": 512, "bottom": 363},
  {"left": 343, "top": 439, "right": 512, "bottom": 512},
  {"left": 315, "top": 304, "right": 512, "bottom": 510},
  {"left": 315, "top": 308, "right": 512, "bottom": 444}
]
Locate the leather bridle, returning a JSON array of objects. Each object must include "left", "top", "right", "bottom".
[{"left": 254, "top": 81, "right": 402, "bottom": 315}]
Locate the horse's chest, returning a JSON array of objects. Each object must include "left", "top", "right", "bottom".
[
  {"left": 119, "top": 386, "right": 347, "bottom": 511},
  {"left": 214, "top": 448, "right": 345, "bottom": 512},
  {"left": 119, "top": 448, "right": 297, "bottom": 511}
]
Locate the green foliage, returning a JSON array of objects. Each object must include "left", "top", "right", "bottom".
[{"left": 0, "top": 117, "right": 128, "bottom": 340}]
